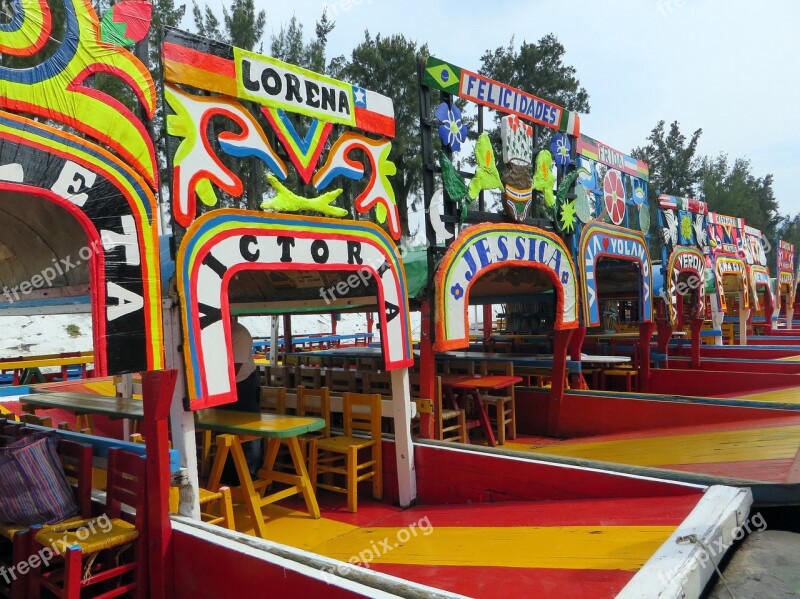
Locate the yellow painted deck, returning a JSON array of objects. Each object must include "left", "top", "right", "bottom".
[{"left": 505, "top": 417, "right": 800, "bottom": 482}]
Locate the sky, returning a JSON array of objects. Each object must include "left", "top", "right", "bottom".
[{"left": 231, "top": 0, "right": 800, "bottom": 217}]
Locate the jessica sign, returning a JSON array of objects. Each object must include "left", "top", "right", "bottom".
[{"left": 435, "top": 224, "right": 578, "bottom": 351}]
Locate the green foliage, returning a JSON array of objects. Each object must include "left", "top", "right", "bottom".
[
  {"left": 479, "top": 35, "right": 591, "bottom": 115},
  {"left": 332, "top": 32, "right": 429, "bottom": 238},
  {"left": 632, "top": 120, "right": 703, "bottom": 259},
  {"left": 698, "top": 154, "right": 781, "bottom": 254},
  {"left": 270, "top": 13, "right": 334, "bottom": 73},
  {"left": 66, "top": 324, "right": 81, "bottom": 338},
  {"left": 777, "top": 214, "right": 800, "bottom": 252}
]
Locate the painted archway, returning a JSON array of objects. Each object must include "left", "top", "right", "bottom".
[
  {"left": 0, "top": 111, "right": 163, "bottom": 374},
  {"left": 434, "top": 223, "right": 578, "bottom": 351},
  {"left": 714, "top": 257, "right": 749, "bottom": 313},
  {"left": 665, "top": 246, "right": 706, "bottom": 327},
  {"left": 749, "top": 265, "right": 774, "bottom": 313},
  {"left": 578, "top": 221, "right": 652, "bottom": 327},
  {"left": 776, "top": 240, "right": 795, "bottom": 318},
  {"left": 176, "top": 210, "right": 413, "bottom": 408}
]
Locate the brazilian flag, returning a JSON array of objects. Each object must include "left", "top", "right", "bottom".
[{"left": 423, "top": 57, "right": 462, "bottom": 95}]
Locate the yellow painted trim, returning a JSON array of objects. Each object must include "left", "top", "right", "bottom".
[{"left": 515, "top": 425, "right": 800, "bottom": 466}]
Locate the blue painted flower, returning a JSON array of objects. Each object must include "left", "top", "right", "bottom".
[
  {"left": 435, "top": 102, "right": 468, "bottom": 153},
  {"left": 450, "top": 283, "right": 464, "bottom": 300},
  {"left": 561, "top": 271, "right": 570, "bottom": 285},
  {"left": 550, "top": 133, "right": 571, "bottom": 169}
]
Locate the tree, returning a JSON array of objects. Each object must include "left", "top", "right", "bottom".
[
  {"left": 698, "top": 154, "right": 781, "bottom": 250},
  {"left": 270, "top": 13, "right": 334, "bottom": 73},
  {"left": 632, "top": 120, "right": 703, "bottom": 258},
  {"left": 479, "top": 35, "right": 590, "bottom": 115},
  {"left": 333, "top": 32, "right": 429, "bottom": 238},
  {"left": 777, "top": 213, "right": 800, "bottom": 251}
]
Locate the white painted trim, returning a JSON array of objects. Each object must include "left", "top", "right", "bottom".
[
  {"left": 391, "top": 368, "right": 416, "bottom": 507},
  {"left": 617, "top": 485, "right": 752, "bottom": 599},
  {"left": 164, "top": 301, "right": 201, "bottom": 519},
  {"left": 171, "top": 518, "right": 466, "bottom": 598}
]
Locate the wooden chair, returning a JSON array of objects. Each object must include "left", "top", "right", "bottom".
[
  {"left": 32, "top": 449, "right": 148, "bottom": 599},
  {"left": 295, "top": 366, "right": 321, "bottom": 389},
  {"left": 310, "top": 392, "right": 382, "bottom": 512},
  {"left": 362, "top": 371, "right": 392, "bottom": 395},
  {"left": 265, "top": 365, "right": 291, "bottom": 387},
  {"left": 325, "top": 369, "right": 356, "bottom": 393},
  {"left": 19, "top": 413, "right": 53, "bottom": 428},
  {"left": 602, "top": 366, "right": 638, "bottom": 392},
  {"left": 480, "top": 361, "right": 516, "bottom": 444},
  {"left": 296, "top": 386, "right": 331, "bottom": 462},
  {"left": 410, "top": 375, "right": 467, "bottom": 443},
  {"left": 168, "top": 486, "right": 235, "bottom": 530},
  {"left": 260, "top": 386, "right": 287, "bottom": 414},
  {"left": 444, "top": 360, "right": 475, "bottom": 375}
]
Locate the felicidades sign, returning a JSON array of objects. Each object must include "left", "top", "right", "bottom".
[{"left": 422, "top": 56, "right": 580, "bottom": 135}]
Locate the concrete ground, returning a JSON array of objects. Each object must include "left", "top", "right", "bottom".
[{"left": 709, "top": 530, "right": 800, "bottom": 598}]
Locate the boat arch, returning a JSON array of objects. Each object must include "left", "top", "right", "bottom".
[
  {"left": 0, "top": 113, "right": 163, "bottom": 374},
  {"left": 176, "top": 209, "right": 414, "bottom": 408},
  {"left": 433, "top": 223, "right": 578, "bottom": 351},
  {"left": 578, "top": 221, "right": 652, "bottom": 327}
]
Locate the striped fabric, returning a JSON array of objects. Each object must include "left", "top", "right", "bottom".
[{"left": 0, "top": 433, "right": 78, "bottom": 526}]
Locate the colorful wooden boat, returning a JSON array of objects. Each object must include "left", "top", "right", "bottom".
[{"left": 0, "top": 2, "right": 778, "bottom": 596}]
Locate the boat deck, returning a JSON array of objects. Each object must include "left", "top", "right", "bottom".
[
  {"left": 507, "top": 414, "right": 800, "bottom": 484},
  {"left": 230, "top": 491, "right": 700, "bottom": 599},
  {"left": 716, "top": 386, "right": 800, "bottom": 404}
]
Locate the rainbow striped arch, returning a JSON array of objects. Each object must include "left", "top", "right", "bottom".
[
  {"left": 176, "top": 210, "right": 413, "bottom": 408},
  {"left": 666, "top": 247, "right": 706, "bottom": 327},
  {"left": 434, "top": 223, "right": 578, "bottom": 352},
  {"left": 578, "top": 221, "right": 652, "bottom": 327},
  {"left": 714, "top": 257, "right": 749, "bottom": 313},
  {"left": 748, "top": 265, "right": 773, "bottom": 313},
  {"left": 0, "top": 110, "right": 163, "bottom": 374}
]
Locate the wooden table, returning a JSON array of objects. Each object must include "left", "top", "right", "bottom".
[
  {"left": 20, "top": 390, "right": 143, "bottom": 434},
  {"left": 440, "top": 375, "right": 522, "bottom": 447},
  {"left": 196, "top": 410, "right": 325, "bottom": 538}
]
